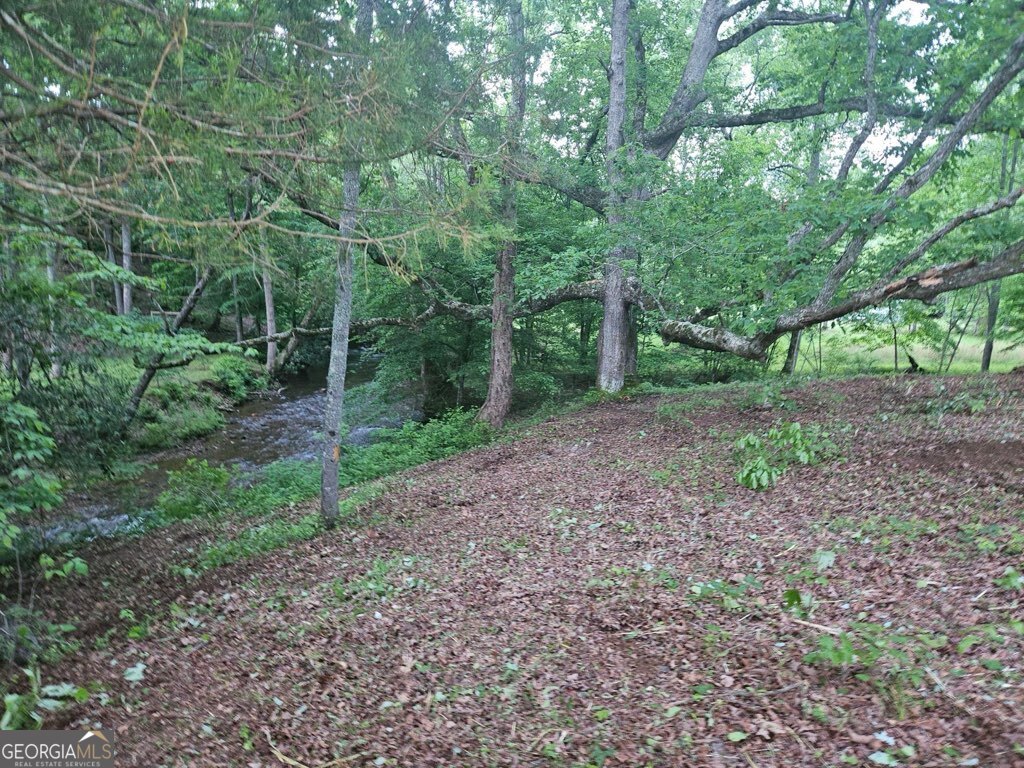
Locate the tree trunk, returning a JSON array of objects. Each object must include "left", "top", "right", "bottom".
[
  {"left": 121, "top": 268, "right": 213, "bottom": 432},
  {"left": 320, "top": 0, "right": 372, "bottom": 528},
  {"left": 782, "top": 330, "right": 802, "bottom": 374},
  {"left": 477, "top": 0, "right": 526, "bottom": 429},
  {"left": 478, "top": 237, "right": 515, "bottom": 428},
  {"left": 596, "top": 0, "right": 632, "bottom": 392},
  {"left": 624, "top": 311, "right": 638, "bottom": 376},
  {"left": 103, "top": 218, "right": 123, "bottom": 315},
  {"left": 319, "top": 212, "right": 355, "bottom": 527},
  {"left": 231, "top": 274, "right": 244, "bottom": 342},
  {"left": 981, "top": 281, "right": 1000, "bottom": 372},
  {"left": 262, "top": 265, "right": 277, "bottom": 374},
  {"left": 46, "top": 242, "right": 61, "bottom": 379},
  {"left": 579, "top": 310, "right": 592, "bottom": 364},
  {"left": 120, "top": 219, "right": 133, "bottom": 314}
]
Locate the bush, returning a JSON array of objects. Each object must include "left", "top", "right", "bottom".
[
  {"left": 135, "top": 376, "right": 225, "bottom": 450},
  {"left": 155, "top": 459, "right": 232, "bottom": 521},
  {"left": 0, "top": 403, "right": 62, "bottom": 550},
  {"left": 146, "top": 378, "right": 193, "bottom": 409},
  {"left": 208, "top": 356, "right": 268, "bottom": 403},
  {"left": 15, "top": 373, "right": 128, "bottom": 473},
  {"left": 136, "top": 405, "right": 224, "bottom": 450}
]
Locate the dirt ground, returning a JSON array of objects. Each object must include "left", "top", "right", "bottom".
[{"left": 39, "top": 374, "right": 1024, "bottom": 767}]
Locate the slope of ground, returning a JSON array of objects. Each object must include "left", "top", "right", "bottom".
[{"left": 42, "top": 375, "right": 1024, "bottom": 767}]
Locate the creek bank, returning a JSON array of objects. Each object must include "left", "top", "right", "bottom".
[{"left": 43, "top": 352, "right": 422, "bottom": 543}]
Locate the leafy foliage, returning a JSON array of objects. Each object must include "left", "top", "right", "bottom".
[
  {"left": 338, "top": 410, "right": 494, "bottom": 487},
  {"left": 734, "top": 421, "right": 834, "bottom": 490},
  {"left": 208, "top": 356, "right": 269, "bottom": 404},
  {"left": 0, "top": 403, "right": 61, "bottom": 549},
  {"left": 1, "top": 668, "right": 88, "bottom": 731}
]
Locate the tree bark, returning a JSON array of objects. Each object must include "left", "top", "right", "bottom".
[
  {"left": 103, "top": 218, "right": 123, "bottom": 315},
  {"left": 477, "top": 0, "right": 526, "bottom": 429},
  {"left": 478, "top": 237, "right": 515, "bottom": 428},
  {"left": 319, "top": 203, "right": 355, "bottom": 527},
  {"left": 596, "top": 0, "right": 632, "bottom": 392},
  {"left": 624, "top": 311, "right": 638, "bottom": 376},
  {"left": 262, "top": 263, "right": 277, "bottom": 375},
  {"left": 120, "top": 219, "right": 133, "bottom": 314},
  {"left": 782, "top": 330, "right": 802, "bottom": 375},
  {"left": 320, "top": 0, "right": 372, "bottom": 528}
]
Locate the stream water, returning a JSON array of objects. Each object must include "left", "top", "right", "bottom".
[{"left": 50, "top": 352, "right": 422, "bottom": 541}]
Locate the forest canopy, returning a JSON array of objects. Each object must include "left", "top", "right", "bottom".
[{"left": 1, "top": 0, "right": 1023, "bottom": 514}]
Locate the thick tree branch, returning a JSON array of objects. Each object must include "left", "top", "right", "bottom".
[
  {"left": 120, "top": 267, "right": 214, "bottom": 431},
  {"left": 659, "top": 240, "right": 1024, "bottom": 360},
  {"left": 717, "top": 11, "right": 846, "bottom": 56}
]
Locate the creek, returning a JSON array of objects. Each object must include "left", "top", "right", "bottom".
[{"left": 48, "top": 351, "right": 421, "bottom": 541}]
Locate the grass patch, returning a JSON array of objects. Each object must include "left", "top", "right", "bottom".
[{"left": 197, "top": 513, "right": 322, "bottom": 570}]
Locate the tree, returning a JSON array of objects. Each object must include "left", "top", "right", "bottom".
[
  {"left": 477, "top": 0, "right": 528, "bottom": 429},
  {"left": 982, "top": 135, "right": 1021, "bottom": 371}
]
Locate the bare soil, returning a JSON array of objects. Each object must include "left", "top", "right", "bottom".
[{"left": 38, "top": 375, "right": 1024, "bottom": 767}]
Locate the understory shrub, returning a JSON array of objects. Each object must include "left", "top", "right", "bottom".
[
  {"left": 233, "top": 460, "right": 321, "bottom": 516},
  {"left": 734, "top": 421, "right": 834, "bottom": 490},
  {"left": 0, "top": 402, "right": 62, "bottom": 548},
  {"left": 208, "top": 355, "right": 268, "bottom": 403},
  {"left": 15, "top": 373, "right": 128, "bottom": 473},
  {"left": 135, "top": 376, "right": 225, "bottom": 450}
]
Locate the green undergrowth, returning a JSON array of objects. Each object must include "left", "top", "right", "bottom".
[
  {"left": 339, "top": 409, "right": 493, "bottom": 485},
  {"left": 132, "top": 355, "right": 268, "bottom": 450},
  {"left": 155, "top": 410, "right": 493, "bottom": 570}
]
